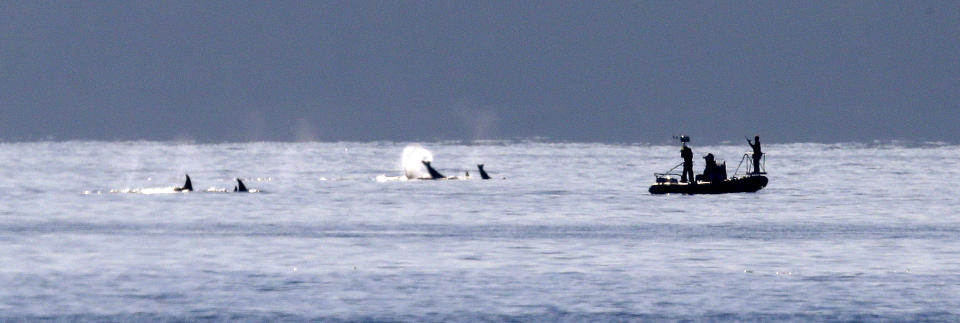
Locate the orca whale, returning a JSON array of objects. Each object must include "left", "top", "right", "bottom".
[
  {"left": 174, "top": 174, "right": 193, "bottom": 192},
  {"left": 421, "top": 160, "right": 446, "bottom": 179},
  {"left": 477, "top": 164, "right": 491, "bottom": 180},
  {"left": 234, "top": 178, "right": 248, "bottom": 192}
]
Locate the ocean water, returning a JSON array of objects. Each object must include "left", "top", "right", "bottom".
[{"left": 1, "top": 141, "right": 959, "bottom": 321}]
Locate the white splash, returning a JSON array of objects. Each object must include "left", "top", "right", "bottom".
[{"left": 401, "top": 144, "right": 434, "bottom": 179}]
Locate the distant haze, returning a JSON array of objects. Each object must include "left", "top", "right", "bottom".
[{"left": 2, "top": 2, "right": 958, "bottom": 143}]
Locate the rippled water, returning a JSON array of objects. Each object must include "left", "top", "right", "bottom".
[{"left": 1, "top": 141, "right": 958, "bottom": 321}]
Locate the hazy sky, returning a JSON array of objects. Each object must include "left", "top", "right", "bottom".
[{"left": 2, "top": 1, "right": 958, "bottom": 143}]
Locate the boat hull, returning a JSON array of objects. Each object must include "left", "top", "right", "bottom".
[{"left": 649, "top": 176, "right": 768, "bottom": 194}]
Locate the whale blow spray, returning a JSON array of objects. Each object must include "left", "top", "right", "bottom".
[{"left": 401, "top": 144, "right": 435, "bottom": 179}]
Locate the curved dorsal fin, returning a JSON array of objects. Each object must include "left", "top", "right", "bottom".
[
  {"left": 477, "top": 164, "right": 491, "bottom": 180},
  {"left": 422, "top": 160, "right": 445, "bottom": 179},
  {"left": 182, "top": 174, "right": 193, "bottom": 191}
]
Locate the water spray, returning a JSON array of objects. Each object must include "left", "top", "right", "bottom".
[{"left": 401, "top": 144, "right": 434, "bottom": 179}]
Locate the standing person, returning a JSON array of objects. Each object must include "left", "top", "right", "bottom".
[
  {"left": 681, "top": 142, "right": 694, "bottom": 183},
  {"left": 746, "top": 135, "right": 763, "bottom": 174}
]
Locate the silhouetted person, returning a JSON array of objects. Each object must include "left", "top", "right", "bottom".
[
  {"left": 702, "top": 153, "right": 725, "bottom": 182},
  {"left": 747, "top": 135, "right": 763, "bottom": 174},
  {"left": 681, "top": 143, "right": 694, "bottom": 183},
  {"left": 702, "top": 153, "right": 713, "bottom": 180}
]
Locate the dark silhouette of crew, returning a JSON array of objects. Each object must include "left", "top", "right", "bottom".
[
  {"left": 746, "top": 135, "right": 763, "bottom": 174},
  {"left": 702, "top": 153, "right": 716, "bottom": 182},
  {"left": 681, "top": 142, "right": 694, "bottom": 183},
  {"left": 699, "top": 153, "right": 727, "bottom": 182}
]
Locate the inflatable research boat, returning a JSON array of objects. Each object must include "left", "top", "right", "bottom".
[
  {"left": 649, "top": 152, "right": 768, "bottom": 195},
  {"left": 649, "top": 174, "right": 767, "bottom": 194}
]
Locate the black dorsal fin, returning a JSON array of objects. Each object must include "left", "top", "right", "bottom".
[
  {"left": 422, "top": 160, "right": 445, "bottom": 179},
  {"left": 182, "top": 174, "right": 193, "bottom": 191},
  {"left": 477, "top": 164, "right": 491, "bottom": 180},
  {"left": 236, "top": 178, "right": 248, "bottom": 192}
]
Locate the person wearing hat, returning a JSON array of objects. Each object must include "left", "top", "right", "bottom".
[{"left": 702, "top": 153, "right": 718, "bottom": 182}]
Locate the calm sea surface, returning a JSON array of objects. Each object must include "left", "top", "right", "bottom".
[{"left": 1, "top": 141, "right": 959, "bottom": 321}]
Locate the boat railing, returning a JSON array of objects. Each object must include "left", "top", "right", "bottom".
[
  {"left": 733, "top": 153, "right": 766, "bottom": 177},
  {"left": 654, "top": 162, "right": 684, "bottom": 184}
]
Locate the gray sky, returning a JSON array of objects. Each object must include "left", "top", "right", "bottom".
[{"left": 2, "top": 1, "right": 958, "bottom": 143}]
